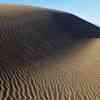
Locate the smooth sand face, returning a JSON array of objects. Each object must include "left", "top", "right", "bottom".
[{"left": 0, "top": 5, "right": 100, "bottom": 100}]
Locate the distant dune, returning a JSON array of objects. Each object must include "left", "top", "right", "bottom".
[{"left": 0, "top": 4, "right": 100, "bottom": 100}]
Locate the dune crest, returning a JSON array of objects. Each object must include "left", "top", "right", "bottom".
[{"left": 0, "top": 4, "right": 100, "bottom": 100}]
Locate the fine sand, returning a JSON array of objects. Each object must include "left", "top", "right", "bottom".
[
  {"left": 0, "top": 4, "right": 100, "bottom": 100},
  {"left": 1, "top": 38, "right": 100, "bottom": 100}
]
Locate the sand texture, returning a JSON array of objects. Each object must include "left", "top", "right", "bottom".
[{"left": 0, "top": 4, "right": 100, "bottom": 100}]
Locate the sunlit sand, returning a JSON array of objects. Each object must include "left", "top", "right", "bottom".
[{"left": 0, "top": 4, "right": 100, "bottom": 100}]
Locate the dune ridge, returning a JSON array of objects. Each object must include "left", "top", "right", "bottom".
[{"left": 0, "top": 4, "right": 100, "bottom": 100}]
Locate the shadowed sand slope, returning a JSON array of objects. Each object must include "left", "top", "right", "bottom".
[{"left": 0, "top": 4, "right": 100, "bottom": 100}]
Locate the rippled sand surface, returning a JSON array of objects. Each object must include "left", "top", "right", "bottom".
[
  {"left": 0, "top": 4, "right": 100, "bottom": 100},
  {"left": 0, "top": 38, "right": 100, "bottom": 100}
]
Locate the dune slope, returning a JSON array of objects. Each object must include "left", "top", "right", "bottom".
[{"left": 0, "top": 4, "right": 100, "bottom": 100}]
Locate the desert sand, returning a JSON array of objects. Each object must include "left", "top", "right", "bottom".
[{"left": 0, "top": 4, "right": 100, "bottom": 100}]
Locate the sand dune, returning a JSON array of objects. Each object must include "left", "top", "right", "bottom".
[
  {"left": 0, "top": 4, "right": 100, "bottom": 100},
  {"left": 1, "top": 39, "right": 100, "bottom": 100}
]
